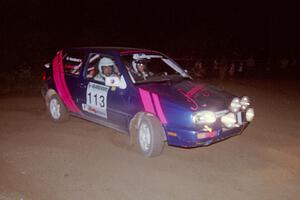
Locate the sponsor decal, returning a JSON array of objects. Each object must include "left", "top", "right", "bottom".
[
  {"left": 177, "top": 84, "right": 210, "bottom": 111},
  {"left": 178, "top": 89, "right": 199, "bottom": 111}
]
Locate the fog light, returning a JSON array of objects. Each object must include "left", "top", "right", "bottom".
[
  {"left": 240, "top": 96, "right": 250, "bottom": 110},
  {"left": 230, "top": 97, "right": 241, "bottom": 112},
  {"left": 246, "top": 108, "right": 255, "bottom": 122},
  {"left": 221, "top": 112, "right": 236, "bottom": 128}
]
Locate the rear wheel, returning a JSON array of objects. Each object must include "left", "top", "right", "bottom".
[
  {"left": 137, "top": 115, "right": 165, "bottom": 157},
  {"left": 48, "top": 94, "right": 69, "bottom": 122}
]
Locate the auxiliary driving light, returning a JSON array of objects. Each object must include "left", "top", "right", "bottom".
[
  {"left": 230, "top": 97, "right": 241, "bottom": 112},
  {"left": 246, "top": 108, "right": 255, "bottom": 122},
  {"left": 240, "top": 96, "right": 250, "bottom": 110},
  {"left": 221, "top": 112, "right": 237, "bottom": 128}
]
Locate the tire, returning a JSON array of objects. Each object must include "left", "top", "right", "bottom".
[
  {"left": 48, "top": 94, "right": 69, "bottom": 122},
  {"left": 137, "top": 115, "right": 165, "bottom": 157}
]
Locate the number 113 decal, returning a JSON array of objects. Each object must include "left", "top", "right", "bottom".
[
  {"left": 87, "top": 93, "right": 105, "bottom": 107},
  {"left": 82, "top": 82, "right": 109, "bottom": 118}
]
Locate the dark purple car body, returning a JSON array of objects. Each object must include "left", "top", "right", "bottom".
[{"left": 42, "top": 47, "right": 254, "bottom": 157}]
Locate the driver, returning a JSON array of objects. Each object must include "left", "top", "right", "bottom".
[
  {"left": 131, "top": 59, "right": 153, "bottom": 80},
  {"left": 94, "top": 57, "right": 117, "bottom": 82}
]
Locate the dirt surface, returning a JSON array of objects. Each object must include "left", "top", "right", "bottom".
[{"left": 0, "top": 79, "right": 299, "bottom": 200}]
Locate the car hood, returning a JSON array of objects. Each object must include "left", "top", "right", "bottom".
[{"left": 139, "top": 80, "right": 234, "bottom": 111}]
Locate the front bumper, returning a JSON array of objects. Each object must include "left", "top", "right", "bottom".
[{"left": 165, "top": 123, "right": 248, "bottom": 148}]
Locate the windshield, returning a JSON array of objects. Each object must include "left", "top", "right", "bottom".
[{"left": 121, "top": 53, "right": 190, "bottom": 84}]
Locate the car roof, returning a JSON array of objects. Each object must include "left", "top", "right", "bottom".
[{"left": 68, "top": 46, "right": 162, "bottom": 55}]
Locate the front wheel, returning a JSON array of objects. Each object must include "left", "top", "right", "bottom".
[
  {"left": 137, "top": 115, "right": 165, "bottom": 157},
  {"left": 48, "top": 94, "right": 69, "bottom": 122}
]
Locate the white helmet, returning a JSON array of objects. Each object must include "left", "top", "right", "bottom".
[{"left": 98, "top": 57, "right": 115, "bottom": 78}]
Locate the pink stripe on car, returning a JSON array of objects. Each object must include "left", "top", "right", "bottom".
[
  {"left": 138, "top": 88, "right": 156, "bottom": 115},
  {"left": 151, "top": 93, "right": 167, "bottom": 124},
  {"left": 52, "top": 51, "right": 80, "bottom": 113}
]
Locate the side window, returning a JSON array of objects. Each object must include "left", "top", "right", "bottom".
[
  {"left": 63, "top": 52, "right": 84, "bottom": 76},
  {"left": 86, "top": 53, "right": 100, "bottom": 79},
  {"left": 86, "top": 53, "right": 120, "bottom": 82}
]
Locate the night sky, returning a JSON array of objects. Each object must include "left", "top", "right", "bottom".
[{"left": 0, "top": 1, "right": 299, "bottom": 70}]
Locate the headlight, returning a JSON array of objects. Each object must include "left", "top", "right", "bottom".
[
  {"left": 192, "top": 111, "right": 216, "bottom": 124},
  {"left": 240, "top": 96, "right": 250, "bottom": 110},
  {"left": 230, "top": 97, "right": 241, "bottom": 112},
  {"left": 246, "top": 108, "right": 255, "bottom": 122},
  {"left": 221, "top": 112, "right": 236, "bottom": 128}
]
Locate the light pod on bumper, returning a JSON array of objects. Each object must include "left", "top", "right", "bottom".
[
  {"left": 230, "top": 97, "right": 241, "bottom": 112},
  {"left": 192, "top": 111, "right": 216, "bottom": 125},
  {"left": 240, "top": 96, "right": 250, "bottom": 110},
  {"left": 221, "top": 112, "right": 237, "bottom": 128},
  {"left": 246, "top": 108, "right": 255, "bottom": 122}
]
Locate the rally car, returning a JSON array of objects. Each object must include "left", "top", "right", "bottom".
[{"left": 41, "top": 47, "right": 255, "bottom": 157}]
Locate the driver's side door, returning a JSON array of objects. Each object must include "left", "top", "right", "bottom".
[{"left": 77, "top": 52, "right": 130, "bottom": 131}]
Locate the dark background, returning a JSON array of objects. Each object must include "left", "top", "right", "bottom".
[{"left": 0, "top": 1, "right": 299, "bottom": 74}]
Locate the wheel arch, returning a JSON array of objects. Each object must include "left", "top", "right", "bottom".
[
  {"left": 129, "top": 112, "right": 167, "bottom": 145},
  {"left": 45, "top": 89, "right": 58, "bottom": 107}
]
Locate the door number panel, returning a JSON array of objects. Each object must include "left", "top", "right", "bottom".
[{"left": 82, "top": 82, "right": 109, "bottom": 118}]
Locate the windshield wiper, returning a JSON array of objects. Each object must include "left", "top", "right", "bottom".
[
  {"left": 147, "top": 76, "right": 172, "bottom": 83},
  {"left": 166, "top": 74, "right": 191, "bottom": 81},
  {"left": 134, "top": 75, "right": 190, "bottom": 85},
  {"left": 134, "top": 77, "right": 171, "bottom": 85}
]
